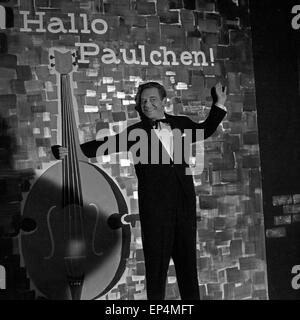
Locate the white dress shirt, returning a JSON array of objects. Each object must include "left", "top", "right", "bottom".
[
  {"left": 215, "top": 103, "right": 227, "bottom": 111},
  {"left": 153, "top": 121, "right": 174, "bottom": 160},
  {"left": 153, "top": 104, "right": 227, "bottom": 160}
]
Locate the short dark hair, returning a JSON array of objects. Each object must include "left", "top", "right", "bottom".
[{"left": 135, "top": 81, "right": 167, "bottom": 114}]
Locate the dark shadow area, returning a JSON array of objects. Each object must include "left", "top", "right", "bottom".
[
  {"left": 250, "top": 0, "right": 300, "bottom": 300},
  {"left": 0, "top": 114, "right": 36, "bottom": 299}
]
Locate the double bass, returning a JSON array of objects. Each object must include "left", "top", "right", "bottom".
[{"left": 20, "top": 49, "right": 131, "bottom": 300}]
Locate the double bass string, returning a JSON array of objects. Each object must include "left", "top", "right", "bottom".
[
  {"left": 61, "top": 73, "right": 74, "bottom": 279},
  {"left": 61, "top": 69, "right": 86, "bottom": 282},
  {"left": 61, "top": 74, "right": 69, "bottom": 240},
  {"left": 66, "top": 73, "right": 87, "bottom": 281},
  {"left": 64, "top": 75, "right": 76, "bottom": 242},
  {"left": 61, "top": 74, "right": 71, "bottom": 252},
  {"left": 61, "top": 73, "right": 76, "bottom": 278},
  {"left": 66, "top": 75, "right": 78, "bottom": 240},
  {"left": 66, "top": 74, "right": 85, "bottom": 243},
  {"left": 64, "top": 74, "right": 85, "bottom": 255},
  {"left": 62, "top": 75, "right": 74, "bottom": 255}
]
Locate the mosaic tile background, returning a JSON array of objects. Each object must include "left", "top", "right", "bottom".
[{"left": 0, "top": 0, "right": 268, "bottom": 300}]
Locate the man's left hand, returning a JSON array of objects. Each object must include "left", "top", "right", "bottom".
[{"left": 215, "top": 82, "right": 227, "bottom": 105}]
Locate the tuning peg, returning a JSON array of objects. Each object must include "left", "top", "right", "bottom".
[
  {"left": 72, "top": 62, "right": 77, "bottom": 66},
  {"left": 72, "top": 52, "right": 76, "bottom": 57},
  {"left": 50, "top": 63, "right": 55, "bottom": 67},
  {"left": 49, "top": 55, "right": 55, "bottom": 59}
]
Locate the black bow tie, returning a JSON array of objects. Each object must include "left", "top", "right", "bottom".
[{"left": 151, "top": 118, "right": 170, "bottom": 129}]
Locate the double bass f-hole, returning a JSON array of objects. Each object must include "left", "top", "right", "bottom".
[{"left": 44, "top": 203, "right": 103, "bottom": 260}]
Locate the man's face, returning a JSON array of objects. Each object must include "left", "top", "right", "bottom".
[{"left": 140, "top": 87, "right": 166, "bottom": 120}]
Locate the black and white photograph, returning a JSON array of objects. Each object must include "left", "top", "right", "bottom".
[{"left": 0, "top": 0, "right": 300, "bottom": 312}]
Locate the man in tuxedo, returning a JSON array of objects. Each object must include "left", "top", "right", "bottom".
[{"left": 54, "top": 81, "right": 227, "bottom": 300}]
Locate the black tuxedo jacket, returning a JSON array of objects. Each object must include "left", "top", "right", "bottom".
[{"left": 80, "top": 104, "right": 227, "bottom": 228}]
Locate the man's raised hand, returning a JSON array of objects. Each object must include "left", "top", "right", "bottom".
[{"left": 215, "top": 82, "right": 227, "bottom": 106}]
